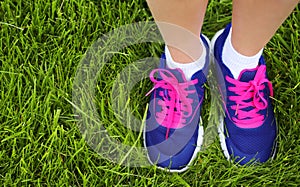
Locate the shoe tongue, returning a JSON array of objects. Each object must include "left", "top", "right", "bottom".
[
  {"left": 168, "top": 68, "right": 186, "bottom": 82},
  {"left": 238, "top": 68, "right": 257, "bottom": 82},
  {"left": 159, "top": 59, "right": 186, "bottom": 83}
]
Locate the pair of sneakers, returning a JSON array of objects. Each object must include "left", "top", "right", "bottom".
[{"left": 144, "top": 24, "right": 277, "bottom": 172}]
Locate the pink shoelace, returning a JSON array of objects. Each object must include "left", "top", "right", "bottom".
[
  {"left": 146, "top": 69, "right": 200, "bottom": 139},
  {"left": 226, "top": 65, "right": 273, "bottom": 128}
]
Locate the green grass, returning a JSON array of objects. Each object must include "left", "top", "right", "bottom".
[{"left": 0, "top": 0, "right": 299, "bottom": 186}]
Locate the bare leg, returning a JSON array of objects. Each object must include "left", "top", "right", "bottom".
[
  {"left": 146, "top": 0, "right": 208, "bottom": 63},
  {"left": 232, "top": 0, "right": 299, "bottom": 56}
]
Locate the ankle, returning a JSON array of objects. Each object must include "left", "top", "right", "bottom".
[
  {"left": 222, "top": 28, "right": 263, "bottom": 79},
  {"left": 231, "top": 29, "right": 265, "bottom": 56},
  {"left": 167, "top": 45, "right": 203, "bottom": 64},
  {"left": 165, "top": 39, "right": 207, "bottom": 80}
]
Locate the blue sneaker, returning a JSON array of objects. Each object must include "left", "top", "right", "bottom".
[
  {"left": 144, "top": 35, "right": 210, "bottom": 172},
  {"left": 211, "top": 24, "right": 277, "bottom": 165}
]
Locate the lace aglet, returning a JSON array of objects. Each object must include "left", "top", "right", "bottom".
[
  {"left": 235, "top": 104, "right": 239, "bottom": 116},
  {"left": 145, "top": 87, "right": 155, "bottom": 97},
  {"left": 165, "top": 129, "right": 170, "bottom": 140}
]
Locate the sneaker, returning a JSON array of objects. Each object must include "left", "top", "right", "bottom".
[
  {"left": 143, "top": 35, "right": 210, "bottom": 172},
  {"left": 211, "top": 24, "right": 277, "bottom": 165}
]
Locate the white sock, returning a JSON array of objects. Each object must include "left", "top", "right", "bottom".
[
  {"left": 223, "top": 28, "right": 263, "bottom": 79},
  {"left": 165, "top": 41, "right": 206, "bottom": 81}
]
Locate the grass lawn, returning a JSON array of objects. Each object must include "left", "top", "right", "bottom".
[{"left": 0, "top": 0, "right": 299, "bottom": 186}]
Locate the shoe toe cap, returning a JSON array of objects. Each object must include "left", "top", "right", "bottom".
[{"left": 225, "top": 135, "right": 276, "bottom": 165}]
